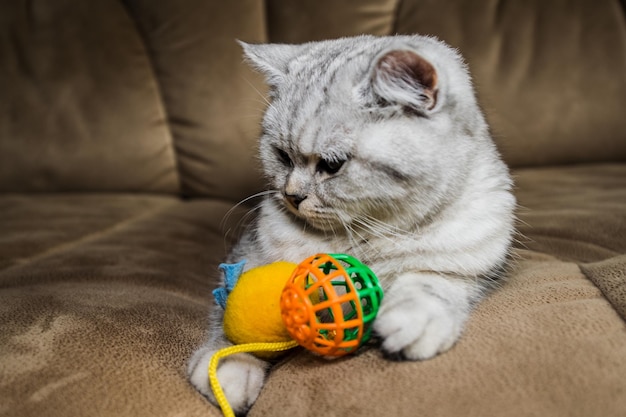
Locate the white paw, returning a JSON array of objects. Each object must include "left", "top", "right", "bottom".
[
  {"left": 373, "top": 275, "right": 470, "bottom": 360},
  {"left": 188, "top": 346, "right": 269, "bottom": 414}
]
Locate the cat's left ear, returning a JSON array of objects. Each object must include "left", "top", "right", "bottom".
[
  {"left": 239, "top": 41, "right": 302, "bottom": 86},
  {"left": 370, "top": 49, "right": 439, "bottom": 114}
]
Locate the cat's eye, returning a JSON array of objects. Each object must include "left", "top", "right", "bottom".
[
  {"left": 316, "top": 158, "right": 346, "bottom": 175},
  {"left": 276, "top": 148, "right": 293, "bottom": 167}
]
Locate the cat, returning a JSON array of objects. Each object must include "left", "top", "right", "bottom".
[{"left": 188, "top": 34, "right": 516, "bottom": 414}]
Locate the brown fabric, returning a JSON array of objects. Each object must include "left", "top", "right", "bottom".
[
  {"left": 0, "top": 194, "right": 177, "bottom": 271},
  {"left": 514, "top": 162, "right": 626, "bottom": 320},
  {"left": 0, "top": 281, "right": 219, "bottom": 417},
  {"left": 122, "top": 0, "right": 268, "bottom": 200},
  {"left": 0, "top": 196, "right": 246, "bottom": 290},
  {"left": 0, "top": 195, "right": 247, "bottom": 417},
  {"left": 267, "top": 0, "right": 398, "bottom": 43},
  {"left": 395, "top": 0, "right": 626, "bottom": 167},
  {"left": 252, "top": 250, "right": 626, "bottom": 417},
  {"left": 0, "top": 0, "right": 179, "bottom": 193},
  {"left": 2, "top": 163, "right": 625, "bottom": 417},
  {"left": 514, "top": 164, "right": 626, "bottom": 263},
  {"left": 581, "top": 255, "right": 626, "bottom": 321},
  {"left": 251, "top": 162, "right": 626, "bottom": 416}
]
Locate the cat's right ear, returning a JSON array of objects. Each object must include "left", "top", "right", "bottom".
[
  {"left": 238, "top": 41, "right": 301, "bottom": 87},
  {"left": 370, "top": 48, "right": 439, "bottom": 114}
]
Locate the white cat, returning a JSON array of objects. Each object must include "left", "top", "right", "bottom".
[{"left": 188, "top": 35, "right": 516, "bottom": 414}]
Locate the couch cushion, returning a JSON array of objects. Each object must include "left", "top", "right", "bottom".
[
  {"left": 581, "top": 255, "right": 626, "bottom": 321},
  {"left": 395, "top": 0, "right": 626, "bottom": 167},
  {"left": 0, "top": 194, "right": 177, "bottom": 271},
  {"left": 515, "top": 163, "right": 626, "bottom": 320},
  {"left": 267, "top": 0, "right": 398, "bottom": 42},
  {"left": 0, "top": 280, "right": 217, "bottom": 417},
  {"left": 0, "top": 0, "right": 179, "bottom": 193},
  {"left": 0, "top": 195, "right": 245, "bottom": 291},
  {"left": 122, "top": 0, "right": 268, "bottom": 201},
  {"left": 251, "top": 250, "right": 626, "bottom": 417},
  {"left": 514, "top": 164, "right": 626, "bottom": 263},
  {"left": 1, "top": 163, "right": 624, "bottom": 417},
  {"left": 0, "top": 195, "right": 246, "bottom": 417}
]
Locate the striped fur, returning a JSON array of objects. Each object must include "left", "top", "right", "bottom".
[{"left": 188, "top": 35, "right": 516, "bottom": 413}]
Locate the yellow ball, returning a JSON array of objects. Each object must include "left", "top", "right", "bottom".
[{"left": 223, "top": 261, "right": 297, "bottom": 352}]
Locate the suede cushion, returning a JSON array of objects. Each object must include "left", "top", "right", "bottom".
[
  {"left": 1, "top": 164, "right": 625, "bottom": 417},
  {"left": 0, "top": 195, "right": 245, "bottom": 416},
  {"left": 0, "top": 0, "right": 270, "bottom": 200},
  {"left": 395, "top": 0, "right": 626, "bottom": 167},
  {"left": 514, "top": 164, "right": 626, "bottom": 263},
  {"left": 252, "top": 251, "right": 626, "bottom": 417},
  {"left": 250, "top": 0, "right": 626, "bottom": 168},
  {"left": 0, "top": 194, "right": 179, "bottom": 271},
  {"left": 0, "top": 0, "right": 179, "bottom": 193},
  {"left": 251, "top": 163, "right": 626, "bottom": 416},
  {"left": 122, "top": 0, "right": 268, "bottom": 200},
  {"left": 267, "top": 0, "right": 398, "bottom": 42},
  {"left": 582, "top": 255, "right": 626, "bottom": 321}
]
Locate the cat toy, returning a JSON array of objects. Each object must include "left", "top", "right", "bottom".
[{"left": 209, "top": 253, "right": 383, "bottom": 417}]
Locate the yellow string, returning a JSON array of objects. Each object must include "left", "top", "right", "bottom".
[{"left": 208, "top": 340, "right": 299, "bottom": 417}]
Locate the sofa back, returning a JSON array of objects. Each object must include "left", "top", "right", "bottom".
[
  {"left": 0, "top": 0, "right": 268, "bottom": 200},
  {"left": 267, "top": 0, "right": 626, "bottom": 167},
  {"left": 1, "top": 0, "right": 625, "bottom": 200}
]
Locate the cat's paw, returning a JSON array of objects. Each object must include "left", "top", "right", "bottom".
[
  {"left": 373, "top": 275, "right": 469, "bottom": 361},
  {"left": 187, "top": 346, "right": 269, "bottom": 414}
]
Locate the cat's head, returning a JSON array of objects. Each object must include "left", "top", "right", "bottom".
[{"left": 241, "top": 35, "right": 488, "bottom": 233}]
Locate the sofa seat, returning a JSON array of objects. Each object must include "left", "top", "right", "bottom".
[
  {"left": 250, "top": 163, "right": 626, "bottom": 417},
  {"left": 515, "top": 164, "right": 626, "bottom": 263},
  {"left": 0, "top": 195, "right": 242, "bottom": 416},
  {"left": 1, "top": 163, "right": 625, "bottom": 417},
  {"left": 252, "top": 250, "right": 625, "bottom": 417}
]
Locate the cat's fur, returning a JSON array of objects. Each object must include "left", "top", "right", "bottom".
[{"left": 188, "top": 35, "right": 516, "bottom": 414}]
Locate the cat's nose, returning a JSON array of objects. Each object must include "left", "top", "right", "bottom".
[{"left": 285, "top": 193, "right": 306, "bottom": 210}]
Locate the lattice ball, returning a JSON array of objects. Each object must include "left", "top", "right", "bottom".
[{"left": 279, "top": 253, "right": 384, "bottom": 356}]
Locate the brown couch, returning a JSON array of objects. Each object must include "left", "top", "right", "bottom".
[{"left": 1, "top": 1, "right": 625, "bottom": 416}]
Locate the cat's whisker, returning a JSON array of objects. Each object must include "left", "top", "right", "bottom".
[
  {"left": 239, "top": 98, "right": 272, "bottom": 108},
  {"left": 222, "top": 190, "right": 281, "bottom": 249},
  {"left": 221, "top": 190, "right": 279, "bottom": 230},
  {"left": 337, "top": 219, "right": 358, "bottom": 253},
  {"left": 351, "top": 215, "right": 414, "bottom": 247},
  {"left": 241, "top": 76, "right": 271, "bottom": 107},
  {"left": 237, "top": 202, "right": 264, "bottom": 228},
  {"left": 343, "top": 220, "right": 382, "bottom": 260},
  {"left": 301, "top": 219, "right": 308, "bottom": 234},
  {"left": 326, "top": 219, "right": 339, "bottom": 241},
  {"left": 360, "top": 220, "right": 403, "bottom": 241},
  {"left": 222, "top": 201, "right": 266, "bottom": 250}
]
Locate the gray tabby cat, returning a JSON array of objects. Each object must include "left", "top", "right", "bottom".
[{"left": 188, "top": 35, "right": 516, "bottom": 414}]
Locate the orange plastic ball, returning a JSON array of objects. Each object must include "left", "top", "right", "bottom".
[{"left": 279, "top": 254, "right": 383, "bottom": 357}]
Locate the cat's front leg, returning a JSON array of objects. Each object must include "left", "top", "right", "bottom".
[
  {"left": 373, "top": 272, "right": 478, "bottom": 360},
  {"left": 187, "top": 312, "right": 270, "bottom": 414}
]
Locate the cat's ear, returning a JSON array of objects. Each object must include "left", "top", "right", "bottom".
[
  {"left": 371, "top": 49, "right": 439, "bottom": 113},
  {"left": 239, "top": 41, "right": 301, "bottom": 86}
]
